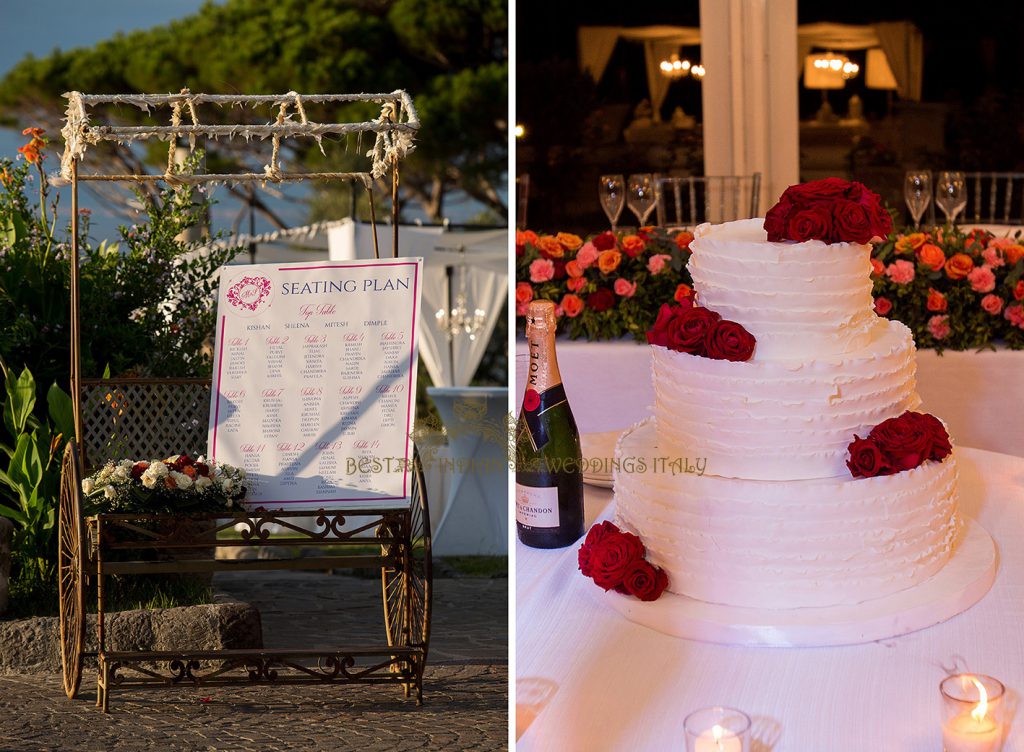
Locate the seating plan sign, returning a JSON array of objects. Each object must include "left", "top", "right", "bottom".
[{"left": 208, "top": 258, "right": 423, "bottom": 509}]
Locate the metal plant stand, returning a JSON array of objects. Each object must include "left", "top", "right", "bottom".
[{"left": 55, "top": 90, "right": 430, "bottom": 712}]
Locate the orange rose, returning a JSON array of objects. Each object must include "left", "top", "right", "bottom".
[
  {"left": 895, "top": 233, "right": 927, "bottom": 253},
  {"left": 565, "top": 260, "right": 584, "bottom": 278},
  {"left": 926, "top": 289, "right": 948, "bottom": 312},
  {"left": 536, "top": 235, "right": 564, "bottom": 258},
  {"left": 556, "top": 232, "right": 583, "bottom": 252},
  {"left": 917, "top": 243, "right": 945, "bottom": 271},
  {"left": 561, "top": 293, "right": 584, "bottom": 317},
  {"left": 1005, "top": 244, "right": 1024, "bottom": 266},
  {"left": 870, "top": 257, "right": 885, "bottom": 277},
  {"left": 620, "top": 234, "right": 646, "bottom": 257},
  {"left": 515, "top": 281, "right": 533, "bottom": 304},
  {"left": 675, "top": 231, "right": 694, "bottom": 250},
  {"left": 597, "top": 250, "right": 622, "bottom": 274},
  {"left": 944, "top": 253, "right": 974, "bottom": 280},
  {"left": 516, "top": 229, "right": 538, "bottom": 247},
  {"left": 674, "top": 284, "right": 693, "bottom": 304}
]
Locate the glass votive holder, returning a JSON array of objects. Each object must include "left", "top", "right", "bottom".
[
  {"left": 683, "top": 706, "right": 751, "bottom": 752},
  {"left": 516, "top": 677, "right": 558, "bottom": 741},
  {"left": 940, "top": 674, "right": 1006, "bottom": 752}
]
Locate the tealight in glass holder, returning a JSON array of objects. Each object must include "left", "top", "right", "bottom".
[
  {"left": 940, "top": 674, "right": 1005, "bottom": 752},
  {"left": 683, "top": 706, "right": 751, "bottom": 752}
]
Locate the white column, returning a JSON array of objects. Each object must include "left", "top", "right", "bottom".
[{"left": 699, "top": 0, "right": 799, "bottom": 211}]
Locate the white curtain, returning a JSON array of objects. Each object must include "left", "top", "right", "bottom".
[
  {"left": 577, "top": 26, "right": 623, "bottom": 83},
  {"left": 796, "top": 22, "right": 922, "bottom": 102},
  {"left": 327, "top": 220, "right": 507, "bottom": 388}
]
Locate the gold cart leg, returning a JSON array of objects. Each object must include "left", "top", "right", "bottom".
[
  {"left": 95, "top": 667, "right": 102, "bottom": 709},
  {"left": 100, "top": 660, "right": 110, "bottom": 714}
]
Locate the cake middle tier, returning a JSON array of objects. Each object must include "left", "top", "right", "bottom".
[{"left": 652, "top": 319, "right": 920, "bottom": 480}]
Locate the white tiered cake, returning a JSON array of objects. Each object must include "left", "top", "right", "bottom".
[{"left": 613, "top": 218, "right": 979, "bottom": 621}]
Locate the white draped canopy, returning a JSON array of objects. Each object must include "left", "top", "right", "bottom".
[
  {"left": 327, "top": 220, "right": 507, "bottom": 388},
  {"left": 577, "top": 20, "right": 923, "bottom": 113}
]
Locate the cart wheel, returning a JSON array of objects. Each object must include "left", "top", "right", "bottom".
[
  {"left": 382, "top": 446, "right": 432, "bottom": 661},
  {"left": 58, "top": 441, "right": 86, "bottom": 700}
]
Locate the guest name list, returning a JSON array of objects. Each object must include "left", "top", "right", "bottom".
[{"left": 208, "top": 258, "right": 423, "bottom": 509}]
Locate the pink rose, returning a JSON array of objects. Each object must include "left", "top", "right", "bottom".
[
  {"left": 874, "top": 296, "right": 893, "bottom": 316},
  {"left": 515, "top": 300, "right": 529, "bottom": 317},
  {"left": 982, "top": 247, "right": 1005, "bottom": 268},
  {"left": 576, "top": 242, "right": 599, "bottom": 269},
  {"left": 885, "top": 259, "right": 916, "bottom": 285},
  {"left": 529, "top": 258, "right": 555, "bottom": 283},
  {"left": 566, "top": 277, "right": 586, "bottom": 292},
  {"left": 967, "top": 265, "right": 996, "bottom": 293},
  {"left": 981, "top": 294, "right": 1004, "bottom": 315},
  {"left": 614, "top": 278, "right": 637, "bottom": 297},
  {"left": 647, "top": 254, "right": 671, "bottom": 275},
  {"left": 1005, "top": 303, "right": 1024, "bottom": 329},
  {"left": 928, "top": 314, "right": 951, "bottom": 340},
  {"left": 990, "top": 237, "right": 1015, "bottom": 251}
]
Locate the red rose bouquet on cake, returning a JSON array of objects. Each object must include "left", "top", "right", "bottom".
[{"left": 764, "top": 178, "right": 893, "bottom": 244}]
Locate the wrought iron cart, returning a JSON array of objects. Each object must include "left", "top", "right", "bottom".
[{"left": 55, "top": 90, "right": 432, "bottom": 712}]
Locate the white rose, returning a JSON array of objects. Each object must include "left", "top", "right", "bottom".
[
  {"left": 82, "top": 478, "right": 94, "bottom": 495},
  {"left": 151, "top": 462, "right": 169, "bottom": 478},
  {"left": 220, "top": 478, "right": 234, "bottom": 493},
  {"left": 194, "top": 476, "right": 213, "bottom": 491},
  {"left": 104, "top": 486, "right": 117, "bottom": 499},
  {"left": 170, "top": 471, "right": 193, "bottom": 490},
  {"left": 141, "top": 472, "right": 159, "bottom": 489},
  {"left": 237, "top": 468, "right": 247, "bottom": 479}
]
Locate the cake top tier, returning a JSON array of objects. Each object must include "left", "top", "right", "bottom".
[{"left": 688, "top": 218, "right": 882, "bottom": 360}]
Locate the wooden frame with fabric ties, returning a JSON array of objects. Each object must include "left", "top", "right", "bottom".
[{"left": 53, "top": 89, "right": 432, "bottom": 712}]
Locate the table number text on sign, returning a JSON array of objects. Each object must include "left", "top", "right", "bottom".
[{"left": 208, "top": 258, "right": 423, "bottom": 509}]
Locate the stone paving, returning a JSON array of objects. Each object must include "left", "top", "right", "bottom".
[{"left": 0, "top": 570, "right": 508, "bottom": 751}]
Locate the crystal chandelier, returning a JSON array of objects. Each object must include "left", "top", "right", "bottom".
[
  {"left": 812, "top": 52, "right": 859, "bottom": 80},
  {"left": 435, "top": 265, "right": 486, "bottom": 341}
]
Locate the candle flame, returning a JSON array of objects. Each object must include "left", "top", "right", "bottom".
[
  {"left": 962, "top": 675, "right": 989, "bottom": 722},
  {"left": 712, "top": 724, "right": 725, "bottom": 750}
]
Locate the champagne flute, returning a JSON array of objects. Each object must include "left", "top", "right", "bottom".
[
  {"left": 936, "top": 171, "right": 967, "bottom": 226},
  {"left": 626, "top": 173, "right": 656, "bottom": 227},
  {"left": 598, "top": 174, "right": 625, "bottom": 232},
  {"left": 904, "top": 171, "right": 931, "bottom": 230}
]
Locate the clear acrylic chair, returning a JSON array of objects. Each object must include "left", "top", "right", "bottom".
[
  {"left": 654, "top": 173, "right": 761, "bottom": 229},
  {"left": 961, "top": 172, "right": 1024, "bottom": 224}
]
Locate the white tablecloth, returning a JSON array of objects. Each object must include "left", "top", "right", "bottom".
[
  {"left": 515, "top": 339, "right": 1024, "bottom": 456},
  {"left": 516, "top": 447, "right": 1024, "bottom": 751}
]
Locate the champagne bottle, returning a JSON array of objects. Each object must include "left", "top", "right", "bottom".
[{"left": 516, "top": 300, "right": 584, "bottom": 548}]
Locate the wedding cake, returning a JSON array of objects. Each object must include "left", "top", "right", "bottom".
[{"left": 611, "top": 186, "right": 963, "bottom": 611}]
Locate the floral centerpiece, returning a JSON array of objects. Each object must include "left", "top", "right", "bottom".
[
  {"left": 515, "top": 227, "right": 696, "bottom": 341},
  {"left": 82, "top": 454, "right": 246, "bottom": 514},
  {"left": 871, "top": 226, "right": 1024, "bottom": 350}
]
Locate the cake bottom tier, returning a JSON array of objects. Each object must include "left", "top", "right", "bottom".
[{"left": 614, "top": 420, "right": 962, "bottom": 610}]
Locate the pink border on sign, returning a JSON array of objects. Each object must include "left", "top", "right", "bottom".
[{"left": 211, "top": 315, "right": 227, "bottom": 456}]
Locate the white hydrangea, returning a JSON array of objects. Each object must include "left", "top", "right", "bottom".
[{"left": 170, "top": 471, "right": 193, "bottom": 490}]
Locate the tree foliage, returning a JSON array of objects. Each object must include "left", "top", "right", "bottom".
[{"left": 0, "top": 0, "right": 508, "bottom": 224}]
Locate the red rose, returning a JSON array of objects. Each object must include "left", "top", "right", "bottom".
[
  {"left": 131, "top": 461, "right": 150, "bottom": 480},
  {"left": 874, "top": 297, "right": 893, "bottom": 316},
  {"left": 869, "top": 412, "right": 934, "bottom": 472},
  {"left": 764, "top": 196, "right": 794, "bottom": 242},
  {"left": 523, "top": 388, "right": 540, "bottom": 412},
  {"left": 846, "top": 435, "right": 892, "bottom": 478},
  {"left": 195, "top": 462, "right": 210, "bottom": 477},
  {"left": 787, "top": 206, "right": 833, "bottom": 243},
  {"left": 616, "top": 559, "right": 669, "bottom": 601},
  {"left": 516, "top": 243, "right": 525, "bottom": 257},
  {"left": 789, "top": 177, "right": 855, "bottom": 202},
  {"left": 552, "top": 260, "right": 567, "bottom": 280},
  {"left": 831, "top": 199, "right": 874, "bottom": 244},
  {"left": 667, "top": 307, "right": 721, "bottom": 355},
  {"left": 1015, "top": 280, "right": 1024, "bottom": 301},
  {"left": 915, "top": 412, "right": 952, "bottom": 462},
  {"left": 578, "top": 520, "right": 621, "bottom": 577},
  {"left": 646, "top": 303, "right": 683, "bottom": 347},
  {"left": 589, "top": 531, "right": 646, "bottom": 590},
  {"left": 587, "top": 288, "right": 616, "bottom": 313},
  {"left": 592, "top": 231, "right": 617, "bottom": 251},
  {"left": 704, "top": 319, "right": 756, "bottom": 361}
]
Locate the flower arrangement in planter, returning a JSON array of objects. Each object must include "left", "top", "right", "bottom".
[
  {"left": 871, "top": 226, "right": 1024, "bottom": 350},
  {"left": 515, "top": 227, "right": 696, "bottom": 342},
  {"left": 83, "top": 454, "right": 246, "bottom": 515}
]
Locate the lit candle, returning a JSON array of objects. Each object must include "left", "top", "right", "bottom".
[
  {"left": 940, "top": 675, "right": 1004, "bottom": 752},
  {"left": 694, "top": 724, "right": 743, "bottom": 752}
]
